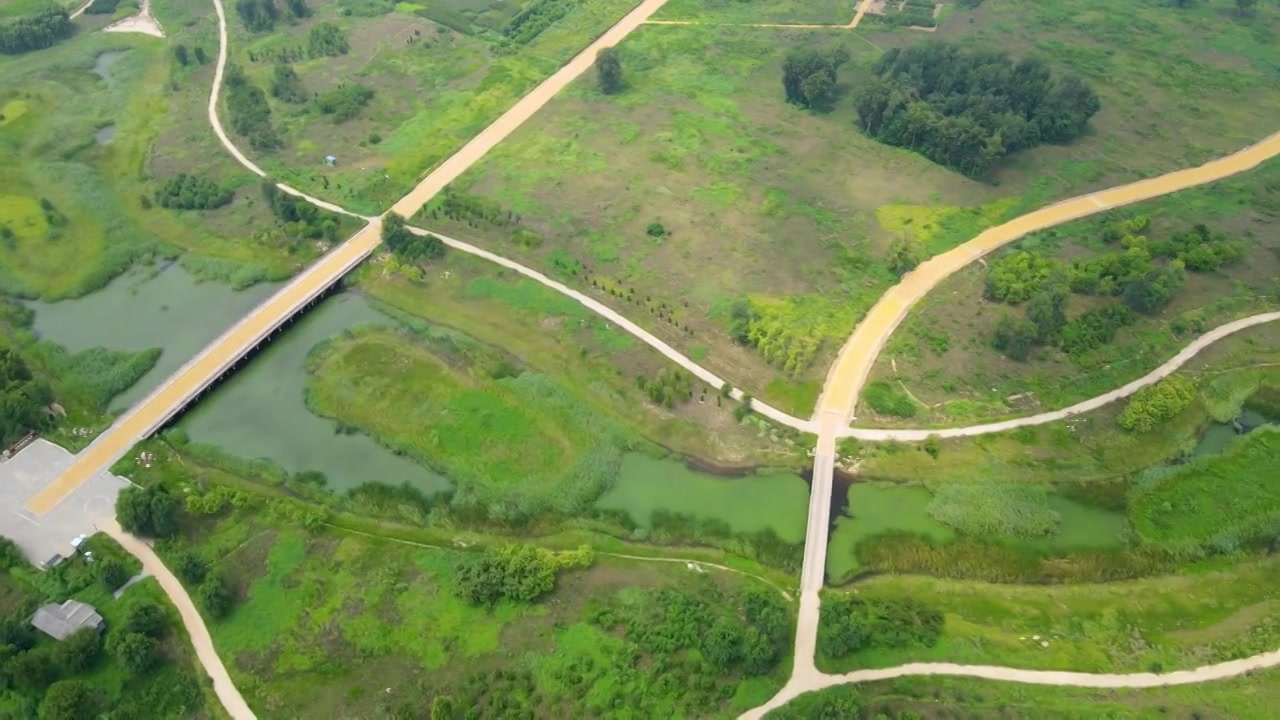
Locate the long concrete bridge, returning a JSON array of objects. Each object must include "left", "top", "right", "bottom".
[{"left": 23, "top": 222, "right": 383, "bottom": 515}]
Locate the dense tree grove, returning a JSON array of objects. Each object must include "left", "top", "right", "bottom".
[
  {"left": 269, "top": 63, "right": 306, "bottom": 103},
  {"left": 224, "top": 64, "right": 282, "bottom": 150},
  {"left": 0, "top": 8, "right": 74, "bottom": 55},
  {"left": 1117, "top": 375, "right": 1196, "bottom": 432},
  {"left": 854, "top": 42, "right": 1101, "bottom": 175},
  {"left": 315, "top": 84, "right": 374, "bottom": 123},
  {"left": 1, "top": 347, "right": 54, "bottom": 448},
  {"left": 235, "top": 0, "right": 283, "bottom": 32},
  {"left": 818, "top": 596, "right": 944, "bottom": 659},
  {"left": 262, "top": 181, "right": 341, "bottom": 241},
  {"left": 381, "top": 212, "right": 444, "bottom": 263},
  {"left": 306, "top": 21, "right": 348, "bottom": 57},
  {"left": 115, "top": 486, "right": 180, "bottom": 538},
  {"left": 594, "top": 46, "right": 623, "bottom": 94},
  {"left": 986, "top": 218, "right": 1236, "bottom": 361},
  {"left": 154, "top": 174, "right": 234, "bottom": 210},
  {"left": 453, "top": 544, "right": 592, "bottom": 607},
  {"left": 782, "top": 46, "right": 850, "bottom": 110}
]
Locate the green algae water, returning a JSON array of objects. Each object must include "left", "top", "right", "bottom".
[
  {"left": 28, "top": 263, "right": 279, "bottom": 410},
  {"left": 178, "top": 293, "right": 452, "bottom": 495},
  {"left": 594, "top": 454, "right": 808, "bottom": 543}
]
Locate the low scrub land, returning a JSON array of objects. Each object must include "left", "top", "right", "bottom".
[
  {"left": 822, "top": 554, "right": 1280, "bottom": 675},
  {"left": 220, "top": 0, "right": 650, "bottom": 213},
  {"left": 131, "top": 486, "right": 793, "bottom": 718},
  {"left": 654, "top": 0, "right": 858, "bottom": 25},
  {"left": 865, "top": 162, "right": 1280, "bottom": 426},
  {"left": 0, "top": 537, "right": 215, "bottom": 718},
  {"left": 423, "top": 0, "right": 1280, "bottom": 414},
  {"left": 772, "top": 667, "right": 1280, "bottom": 719}
]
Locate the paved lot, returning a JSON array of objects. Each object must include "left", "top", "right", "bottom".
[{"left": 1, "top": 439, "right": 131, "bottom": 566}]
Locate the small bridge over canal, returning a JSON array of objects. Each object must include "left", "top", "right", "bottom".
[{"left": 22, "top": 222, "right": 383, "bottom": 516}]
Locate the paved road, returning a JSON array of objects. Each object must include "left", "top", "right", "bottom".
[
  {"left": 101, "top": 519, "right": 255, "bottom": 719},
  {"left": 841, "top": 311, "right": 1280, "bottom": 441}
]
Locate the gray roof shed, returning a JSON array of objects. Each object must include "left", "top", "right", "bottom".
[{"left": 31, "top": 599, "right": 106, "bottom": 641}]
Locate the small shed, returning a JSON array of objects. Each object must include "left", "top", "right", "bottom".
[
  {"left": 325, "top": 155, "right": 337, "bottom": 167},
  {"left": 31, "top": 599, "right": 106, "bottom": 641}
]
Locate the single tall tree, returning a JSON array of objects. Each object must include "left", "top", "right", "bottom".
[{"left": 595, "top": 47, "right": 623, "bottom": 95}]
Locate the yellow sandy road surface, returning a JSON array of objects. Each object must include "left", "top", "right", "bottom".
[{"left": 818, "top": 129, "right": 1280, "bottom": 423}]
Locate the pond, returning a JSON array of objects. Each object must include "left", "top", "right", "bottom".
[
  {"left": 825, "top": 481, "right": 1130, "bottom": 583},
  {"left": 1191, "top": 410, "right": 1274, "bottom": 457},
  {"left": 94, "top": 124, "right": 116, "bottom": 145},
  {"left": 27, "top": 263, "right": 278, "bottom": 410},
  {"left": 594, "top": 454, "right": 809, "bottom": 543},
  {"left": 91, "top": 50, "right": 130, "bottom": 81},
  {"left": 178, "top": 293, "right": 452, "bottom": 495}
]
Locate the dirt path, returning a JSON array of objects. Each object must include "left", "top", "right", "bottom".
[
  {"left": 69, "top": 0, "right": 93, "bottom": 19},
  {"left": 103, "top": 0, "right": 164, "bottom": 37},
  {"left": 842, "top": 311, "right": 1280, "bottom": 441},
  {"left": 101, "top": 519, "right": 256, "bottom": 719}
]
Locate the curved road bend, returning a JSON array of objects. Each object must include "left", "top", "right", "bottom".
[
  {"left": 102, "top": 519, "right": 256, "bottom": 720},
  {"left": 749, "top": 130, "right": 1280, "bottom": 717},
  {"left": 842, "top": 310, "right": 1280, "bottom": 441}
]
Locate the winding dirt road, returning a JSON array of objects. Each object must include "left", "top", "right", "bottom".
[
  {"left": 109, "top": 0, "right": 1280, "bottom": 716},
  {"left": 101, "top": 520, "right": 254, "bottom": 719}
]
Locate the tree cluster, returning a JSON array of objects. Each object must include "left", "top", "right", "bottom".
[
  {"left": 0, "top": 8, "right": 74, "bottom": 55},
  {"left": 595, "top": 46, "right": 623, "bottom": 94},
  {"left": 115, "top": 486, "right": 180, "bottom": 538},
  {"left": 381, "top": 212, "right": 444, "bottom": 263},
  {"left": 154, "top": 174, "right": 234, "bottom": 210},
  {"left": 234, "top": 0, "right": 307, "bottom": 32},
  {"left": 635, "top": 368, "right": 693, "bottom": 408},
  {"left": 854, "top": 42, "right": 1101, "bottom": 175},
  {"left": 224, "top": 64, "right": 282, "bottom": 150},
  {"left": 817, "top": 596, "right": 944, "bottom": 659},
  {"left": 307, "top": 21, "right": 348, "bottom": 57},
  {"left": 782, "top": 46, "right": 850, "bottom": 110},
  {"left": 315, "top": 83, "right": 374, "bottom": 123},
  {"left": 1117, "top": 375, "right": 1196, "bottom": 432},
  {"left": 262, "top": 181, "right": 341, "bottom": 242},
  {"left": 453, "top": 544, "right": 592, "bottom": 607},
  {"left": 269, "top": 63, "right": 306, "bottom": 103},
  {"left": 986, "top": 218, "right": 1236, "bottom": 361},
  {"left": 0, "top": 347, "right": 54, "bottom": 448}
]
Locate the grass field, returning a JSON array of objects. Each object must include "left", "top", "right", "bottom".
[
  {"left": 218, "top": 0, "right": 649, "bottom": 213},
  {"left": 820, "top": 554, "right": 1280, "bottom": 675},
  {"left": 304, "top": 324, "right": 638, "bottom": 515},
  {"left": 357, "top": 251, "right": 810, "bottom": 467},
  {"left": 779, "top": 667, "right": 1280, "bottom": 719},
  {"left": 0, "top": 0, "right": 349, "bottom": 302},
  {"left": 0, "top": 540, "right": 217, "bottom": 718},
  {"left": 156, "top": 504, "right": 792, "bottom": 718},
  {"left": 654, "top": 0, "right": 859, "bottom": 25},
  {"left": 863, "top": 162, "right": 1280, "bottom": 427}
]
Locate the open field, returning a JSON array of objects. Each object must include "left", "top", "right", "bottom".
[
  {"left": 420, "top": 0, "right": 1280, "bottom": 415},
  {"left": 776, "top": 667, "right": 1280, "bottom": 719},
  {"left": 151, "top": 499, "right": 793, "bottom": 718},
  {"left": 654, "top": 0, "right": 858, "bottom": 25},
  {"left": 0, "top": 537, "right": 218, "bottom": 718},
  {"left": 864, "top": 161, "right": 1280, "bottom": 427},
  {"left": 217, "top": 0, "right": 650, "bottom": 213},
  {"left": 821, "top": 555, "right": 1280, "bottom": 675}
]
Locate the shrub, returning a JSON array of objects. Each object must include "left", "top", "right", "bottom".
[
  {"left": 94, "top": 558, "right": 130, "bottom": 591},
  {"left": 109, "top": 632, "right": 158, "bottom": 674},
  {"left": 985, "top": 252, "right": 1059, "bottom": 304},
  {"left": 307, "top": 21, "right": 348, "bottom": 57},
  {"left": 116, "top": 487, "right": 180, "bottom": 538},
  {"left": 269, "top": 63, "right": 306, "bottom": 104},
  {"left": 38, "top": 679, "right": 98, "bottom": 720},
  {"left": 454, "top": 544, "right": 592, "bottom": 606},
  {"left": 53, "top": 630, "right": 101, "bottom": 674},
  {"left": 1117, "top": 375, "right": 1196, "bottom": 432},
  {"left": 863, "top": 381, "right": 916, "bottom": 418},
  {"left": 0, "top": 8, "right": 75, "bottom": 55},
  {"left": 155, "top": 174, "right": 234, "bottom": 210},
  {"left": 197, "top": 572, "right": 235, "bottom": 619},
  {"left": 315, "top": 84, "right": 374, "bottom": 123},
  {"left": 818, "top": 596, "right": 943, "bottom": 659},
  {"left": 122, "top": 601, "right": 168, "bottom": 639}
]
